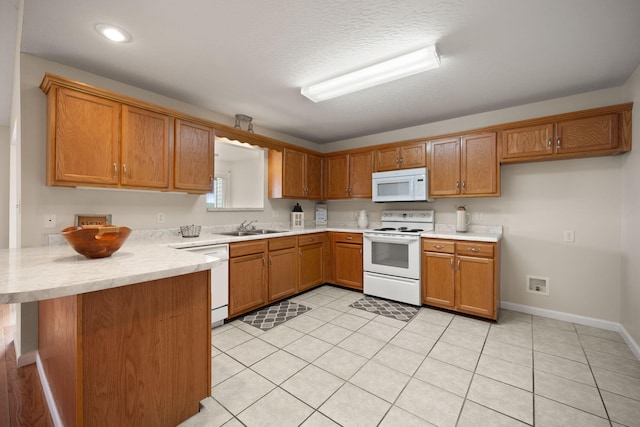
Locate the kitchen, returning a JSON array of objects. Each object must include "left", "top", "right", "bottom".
[{"left": 2, "top": 0, "right": 640, "bottom": 426}]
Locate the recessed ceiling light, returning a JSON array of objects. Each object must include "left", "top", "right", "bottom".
[{"left": 95, "top": 24, "right": 132, "bottom": 43}]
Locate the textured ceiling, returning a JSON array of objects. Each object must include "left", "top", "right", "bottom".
[{"left": 14, "top": 0, "right": 640, "bottom": 143}]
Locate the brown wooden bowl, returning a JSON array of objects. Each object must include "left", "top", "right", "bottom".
[{"left": 61, "top": 225, "right": 132, "bottom": 259}]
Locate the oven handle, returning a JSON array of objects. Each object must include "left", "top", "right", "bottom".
[
  {"left": 364, "top": 234, "right": 420, "bottom": 244},
  {"left": 364, "top": 271, "right": 419, "bottom": 284}
]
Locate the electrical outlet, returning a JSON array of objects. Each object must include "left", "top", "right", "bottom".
[
  {"left": 44, "top": 214, "right": 56, "bottom": 228},
  {"left": 157, "top": 212, "right": 165, "bottom": 224},
  {"left": 563, "top": 230, "right": 575, "bottom": 242}
]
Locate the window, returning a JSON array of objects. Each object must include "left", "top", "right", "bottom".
[{"left": 207, "top": 138, "right": 265, "bottom": 211}]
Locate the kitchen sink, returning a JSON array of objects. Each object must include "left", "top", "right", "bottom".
[{"left": 216, "top": 229, "right": 285, "bottom": 237}]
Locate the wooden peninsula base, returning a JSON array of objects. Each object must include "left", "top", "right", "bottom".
[{"left": 37, "top": 270, "right": 211, "bottom": 427}]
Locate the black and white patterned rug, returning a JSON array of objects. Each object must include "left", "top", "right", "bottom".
[
  {"left": 241, "top": 300, "right": 311, "bottom": 330},
  {"left": 350, "top": 295, "right": 419, "bottom": 322}
]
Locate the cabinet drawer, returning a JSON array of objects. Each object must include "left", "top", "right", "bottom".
[
  {"left": 456, "top": 241, "right": 494, "bottom": 258},
  {"left": 298, "top": 233, "right": 324, "bottom": 246},
  {"left": 230, "top": 240, "right": 267, "bottom": 257},
  {"left": 332, "top": 232, "right": 363, "bottom": 244},
  {"left": 268, "top": 236, "right": 297, "bottom": 251},
  {"left": 422, "top": 239, "right": 455, "bottom": 254}
]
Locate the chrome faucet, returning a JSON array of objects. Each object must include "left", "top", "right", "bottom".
[{"left": 237, "top": 219, "right": 258, "bottom": 231}]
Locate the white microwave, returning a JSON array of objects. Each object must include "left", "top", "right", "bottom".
[{"left": 372, "top": 167, "right": 432, "bottom": 202}]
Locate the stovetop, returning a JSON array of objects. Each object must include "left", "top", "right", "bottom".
[{"left": 365, "top": 209, "right": 435, "bottom": 236}]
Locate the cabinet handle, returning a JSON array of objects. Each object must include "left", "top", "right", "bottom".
[
  {"left": 396, "top": 157, "right": 400, "bottom": 165},
  {"left": 269, "top": 256, "right": 272, "bottom": 266},
  {"left": 467, "top": 247, "right": 480, "bottom": 252},
  {"left": 547, "top": 139, "right": 552, "bottom": 150},
  {"left": 556, "top": 137, "right": 561, "bottom": 149},
  {"left": 122, "top": 164, "right": 127, "bottom": 179},
  {"left": 458, "top": 260, "right": 461, "bottom": 271},
  {"left": 345, "top": 187, "right": 349, "bottom": 194},
  {"left": 450, "top": 259, "right": 454, "bottom": 269},
  {"left": 434, "top": 244, "right": 444, "bottom": 249},
  {"left": 262, "top": 256, "right": 266, "bottom": 267},
  {"left": 113, "top": 163, "right": 118, "bottom": 179},
  {"left": 360, "top": 248, "right": 362, "bottom": 256},
  {"left": 399, "top": 156, "right": 404, "bottom": 165},
  {"left": 345, "top": 236, "right": 353, "bottom": 240},
  {"left": 462, "top": 181, "right": 466, "bottom": 191},
  {"left": 456, "top": 180, "right": 460, "bottom": 190}
]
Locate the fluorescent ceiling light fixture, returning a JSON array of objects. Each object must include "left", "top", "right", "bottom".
[
  {"left": 95, "top": 24, "right": 132, "bottom": 43},
  {"left": 301, "top": 45, "right": 440, "bottom": 102}
]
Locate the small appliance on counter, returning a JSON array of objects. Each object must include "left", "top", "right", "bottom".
[
  {"left": 456, "top": 206, "right": 471, "bottom": 232},
  {"left": 315, "top": 203, "right": 327, "bottom": 227},
  {"left": 291, "top": 203, "right": 304, "bottom": 229},
  {"left": 356, "top": 209, "right": 369, "bottom": 228}
]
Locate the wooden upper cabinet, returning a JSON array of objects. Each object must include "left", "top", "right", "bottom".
[
  {"left": 121, "top": 105, "right": 171, "bottom": 189},
  {"left": 174, "top": 119, "right": 215, "bottom": 193},
  {"left": 501, "top": 111, "right": 625, "bottom": 163},
  {"left": 375, "top": 143, "right": 426, "bottom": 171},
  {"left": 429, "top": 138, "right": 461, "bottom": 196},
  {"left": 556, "top": 114, "right": 618, "bottom": 154},
  {"left": 429, "top": 133, "right": 498, "bottom": 198},
  {"left": 325, "top": 155, "right": 350, "bottom": 199},
  {"left": 325, "top": 151, "right": 372, "bottom": 199},
  {"left": 269, "top": 148, "right": 323, "bottom": 199},
  {"left": 461, "top": 133, "right": 498, "bottom": 196},
  {"left": 501, "top": 123, "right": 554, "bottom": 160},
  {"left": 50, "top": 87, "right": 120, "bottom": 186},
  {"left": 349, "top": 151, "right": 373, "bottom": 198}
]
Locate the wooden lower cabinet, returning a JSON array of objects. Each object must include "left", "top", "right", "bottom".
[
  {"left": 38, "top": 271, "right": 211, "bottom": 427},
  {"left": 298, "top": 233, "right": 327, "bottom": 292},
  {"left": 229, "top": 241, "right": 268, "bottom": 317},
  {"left": 422, "top": 238, "right": 500, "bottom": 320},
  {"left": 268, "top": 237, "right": 298, "bottom": 302},
  {"left": 329, "top": 232, "right": 363, "bottom": 290}
]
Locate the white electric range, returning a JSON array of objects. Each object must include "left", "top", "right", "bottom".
[{"left": 363, "top": 210, "right": 434, "bottom": 306}]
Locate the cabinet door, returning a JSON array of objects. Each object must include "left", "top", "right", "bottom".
[
  {"left": 283, "top": 148, "right": 305, "bottom": 198},
  {"left": 375, "top": 147, "right": 400, "bottom": 171},
  {"left": 556, "top": 114, "right": 618, "bottom": 155},
  {"left": 268, "top": 248, "right": 298, "bottom": 302},
  {"left": 174, "top": 119, "right": 215, "bottom": 193},
  {"left": 305, "top": 153, "right": 324, "bottom": 199},
  {"left": 348, "top": 151, "right": 373, "bottom": 198},
  {"left": 461, "top": 133, "right": 498, "bottom": 196},
  {"left": 334, "top": 242, "right": 363, "bottom": 290},
  {"left": 52, "top": 88, "right": 120, "bottom": 185},
  {"left": 456, "top": 255, "right": 494, "bottom": 318},
  {"left": 399, "top": 143, "right": 426, "bottom": 169},
  {"left": 299, "top": 242, "right": 324, "bottom": 292},
  {"left": 422, "top": 251, "right": 455, "bottom": 309},
  {"left": 501, "top": 124, "right": 554, "bottom": 161},
  {"left": 325, "top": 155, "right": 350, "bottom": 199},
  {"left": 121, "top": 106, "right": 171, "bottom": 189},
  {"left": 429, "top": 138, "right": 460, "bottom": 196},
  {"left": 229, "top": 253, "right": 267, "bottom": 317}
]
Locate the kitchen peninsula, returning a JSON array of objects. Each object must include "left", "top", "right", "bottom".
[{"left": 0, "top": 243, "right": 217, "bottom": 427}]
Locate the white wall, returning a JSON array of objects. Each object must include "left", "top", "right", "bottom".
[
  {"left": 229, "top": 150, "right": 264, "bottom": 208},
  {"left": 19, "top": 54, "right": 322, "bottom": 247},
  {"left": 621, "top": 64, "right": 640, "bottom": 345},
  {"left": 327, "top": 87, "right": 627, "bottom": 323},
  {"left": 0, "top": 125, "right": 9, "bottom": 248}
]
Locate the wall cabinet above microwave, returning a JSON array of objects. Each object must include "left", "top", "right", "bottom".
[{"left": 374, "top": 142, "right": 426, "bottom": 172}]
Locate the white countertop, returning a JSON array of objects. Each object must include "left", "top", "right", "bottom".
[
  {"left": 0, "top": 242, "right": 219, "bottom": 304},
  {"left": 2, "top": 224, "right": 501, "bottom": 304}
]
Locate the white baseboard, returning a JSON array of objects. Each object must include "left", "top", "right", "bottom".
[
  {"left": 36, "top": 353, "right": 63, "bottom": 427},
  {"left": 16, "top": 350, "right": 37, "bottom": 368},
  {"left": 501, "top": 301, "right": 640, "bottom": 360}
]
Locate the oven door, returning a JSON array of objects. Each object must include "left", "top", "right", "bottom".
[{"left": 363, "top": 233, "right": 421, "bottom": 279}]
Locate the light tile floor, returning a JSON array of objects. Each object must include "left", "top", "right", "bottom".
[{"left": 181, "top": 285, "right": 640, "bottom": 427}]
